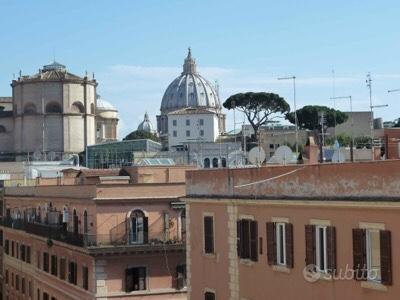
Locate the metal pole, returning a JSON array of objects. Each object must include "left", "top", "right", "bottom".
[
  {"left": 366, "top": 73, "right": 374, "bottom": 160},
  {"left": 293, "top": 76, "right": 299, "bottom": 155},
  {"left": 350, "top": 96, "right": 354, "bottom": 162}
]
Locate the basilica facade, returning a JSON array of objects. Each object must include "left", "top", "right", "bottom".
[{"left": 0, "top": 62, "right": 118, "bottom": 161}]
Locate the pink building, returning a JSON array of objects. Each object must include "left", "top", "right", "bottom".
[
  {"left": 185, "top": 160, "right": 400, "bottom": 300},
  {"left": 1, "top": 166, "right": 192, "bottom": 300}
]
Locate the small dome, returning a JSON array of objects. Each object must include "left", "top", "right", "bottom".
[
  {"left": 160, "top": 48, "right": 221, "bottom": 114},
  {"left": 96, "top": 98, "right": 117, "bottom": 112},
  {"left": 137, "top": 112, "right": 154, "bottom": 132}
]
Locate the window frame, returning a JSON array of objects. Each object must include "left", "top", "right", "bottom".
[
  {"left": 366, "top": 228, "right": 381, "bottom": 282},
  {"left": 203, "top": 214, "right": 215, "bottom": 255},
  {"left": 276, "top": 222, "right": 287, "bottom": 266},
  {"left": 315, "top": 225, "right": 328, "bottom": 273}
]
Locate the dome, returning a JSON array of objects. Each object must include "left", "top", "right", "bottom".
[
  {"left": 137, "top": 112, "right": 154, "bottom": 132},
  {"left": 160, "top": 48, "right": 221, "bottom": 114},
  {"left": 96, "top": 96, "right": 118, "bottom": 119}
]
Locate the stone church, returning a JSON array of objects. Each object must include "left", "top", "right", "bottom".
[{"left": 0, "top": 61, "right": 118, "bottom": 161}]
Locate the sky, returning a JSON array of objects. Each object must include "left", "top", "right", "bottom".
[{"left": 1, "top": 0, "right": 400, "bottom": 138}]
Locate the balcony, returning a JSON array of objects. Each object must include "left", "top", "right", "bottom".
[{"left": 0, "top": 218, "right": 185, "bottom": 255}]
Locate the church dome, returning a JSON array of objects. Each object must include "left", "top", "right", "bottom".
[
  {"left": 137, "top": 112, "right": 154, "bottom": 132},
  {"left": 96, "top": 96, "right": 118, "bottom": 119},
  {"left": 160, "top": 48, "right": 221, "bottom": 114}
]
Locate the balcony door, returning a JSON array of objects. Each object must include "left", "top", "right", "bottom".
[{"left": 129, "top": 210, "right": 148, "bottom": 244}]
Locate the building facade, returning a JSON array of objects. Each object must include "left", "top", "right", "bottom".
[
  {"left": 185, "top": 161, "right": 400, "bottom": 300},
  {"left": 0, "top": 62, "right": 118, "bottom": 161},
  {"left": 0, "top": 166, "right": 190, "bottom": 300}
]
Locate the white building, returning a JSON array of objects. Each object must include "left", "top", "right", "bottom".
[{"left": 157, "top": 48, "right": 225, "bottom": 148}]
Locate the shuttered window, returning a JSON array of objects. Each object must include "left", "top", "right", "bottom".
[
  {"left": 204, "top": 216, "right": 214, "bottom": 254},
  {"left": 353, "top": 228, "right": 392, "bottom": 285},
  {"left": 43, "top": 252, "right": 49, "bottom": 273},
  {"left": 266, "top": 222, "right": 294, "bottom": 268},
  {"left": 68, "top": 261, "right": 77, "bottom": 285},
  {"left": 82, "top": 266, "right": 89, "bottom": 290},
  {"left": 237, "top": 219, "right": 258, "bottom": 261},
  {"left": 51, "top": 255, "right": 58, "bottom": 276},
  {"left": 176, "top": 264, "right": 187, "bottom": 289},
  {"left": 305, "top": 224, "right": 336, "bottom": 273},
  {"left": 60, "top": 258, "right": 66, "bottom": 280}
]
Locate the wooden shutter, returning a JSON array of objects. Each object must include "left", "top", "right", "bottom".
[
  {"left": 305, "top": 224, "right": 316, "bottom": 267},
  {"left": 250, "top": 220, "right": 258, "bottom": 262},
  {"left": 237, "top": 220, "right": 242, "bottom": 257},
  {"left": 143, "top": 217, "right": 149, "bottom": 244},
  {"left": 326, "top": 226, "right": 336, "bottom": 274},
  {"left": 380, "top": 230, "right": 392, "bottom": 285},
  {"left": 266, "top": 222, "right": 276, "bottom": 265},
  {"left": 125, "top": 268, "right": 133, "bottom": 292},
  {"left": 352, "top": 228, "right": 366, "bottom": 280},
  {"left": 285, "top": 223, "right": 294, "bottom": 268}
]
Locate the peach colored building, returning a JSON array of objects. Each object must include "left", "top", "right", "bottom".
[
  {"left": 185, "top": 160, "right": 400, "bottom": 300},
  {"left": 1, "top": 166, "right": 193, "bottom": 300}
]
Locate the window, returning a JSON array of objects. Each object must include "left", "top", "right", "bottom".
[
  {"left": 29, "top": 281, "right": 32, "bottom": 297},
  {"left": 24, "top": 103, "right": 37, "bottom": 115},
  {"left": 125, "top": 267, "right": 146, "bottom": 292},
  {"left": 11, "top": 241, "right": 14, "bottom": 257},
  {"left": 0, "top": 125, "right": 5, "bottom": 133},
  {"left": 186, "top": 119, "right": 190, "bottom": 126},
  {"left": 16, "top": 242, "right": 19, "bottom": 259},
  {"left": 186, "top": 130, "right": 190, "bottom": 137},
  {"left": 176, "top": 264, "right": 187, "bottom": 289},
  {"left": 71, "top": 101, "right": 85, "bottom": 113},
  {"left": 68, "top": 261, "right": 78, "bottom": 285},
  {"left": 4, "top": 239, "right": 9, "bottom": 255},
  {"left": 37, "top": 289, "right": 40, "bottom": 300},
  {"left": 221, "top": 158, "right": 227, "bottom": 168},
  {"left": 199, "top": 119, "right": 204, "bottom": 126},
  {"left": 27, "top": 246, "right": 31, "bottom": 263},
  {"left": 266, "top": 222, "right": 293, "bottom": 267},
  {"left": 203, "top": 215, "right": 214, "bottom": 254},
  {"left": 173, "top": 130, "right": 177, "bottom": 137},
  {"left": 20, "top": 244, "right": 26, "bottom": 262},
  {"left": 204, "top": 291, "right": 215, "bottom": 300},
  {"left": 83, "top": 210, "right": 88, "bottom": 234},
  {"left": 172, "top": 120, "right": 177, "bottom": 126},
  {"left": 60, "top": 258, "right": 66, "bottom": 280},
  {"left": 45, "top": 102, "right": 62, "bottom": 113},
  {"left": 129, "top": 210, "right": 148, "bottom": 244},
  {"left": 5, "top": 269, "right": 8, "bottom": 284},
  {"left": 43, "top": 292, "right": 49, "bottom": 300},
  {"left": 51, "top": 255, "right": 58, "bottom": 276},
  {"left": 305, "top": 224, "right": 336, "bottom": 274},
  {"left": 200, "top": 129, "right": 204, "bottom": 136},
  {"left": 37, "top": 251, "right": 41, "bottom": 269},
  {"left": 237, "top": 219, "right": 258, "bottom": 261},
  {"left": 11, "top": 272, "right": 14, "bottom": 287},
  {"left": 43, "top": 252, "right": 49, "bottom": 272},
  {"left": 82, "top": 266, "right": 89, "bottom": 290},
  {"left": 204, "top": 158, "right": 210, "bottom": 168},
  {"left": 21, "top": 277, "right": 25, "bottom": 294},
  {"left": 353, "top": 228, "right": 392, "bottom": 285},
  {"left": 212, "top": 158, "right": 218, "bottom": 168},
  {"left": 15, "top": 274, "right": 19, "bottom": 291}
]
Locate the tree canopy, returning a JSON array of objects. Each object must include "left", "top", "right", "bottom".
[
  {"left": 286, "top": 105, "right": 348, "bottom": 131},
  {"left": 123, "top": 130, "right": 160, "bottom": 142},
  {"left": 223, "top": 92, "right": 290, "bottom": 139}
]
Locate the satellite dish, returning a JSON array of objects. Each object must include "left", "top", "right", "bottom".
[
  {"left": 228, "top": 150, "right": 244, "bottom": 168},
  {"left": 332, "top": 149, "right": 346, "bottom": 163},
  {"left": 248, "top": 147, "right": 266, "bottom": 165},
  {"left": 268, "top": 145, "right": 294, "bottom": 164},
  {"left": 33, "top": 150, "right": 42, "bottom": 161}
]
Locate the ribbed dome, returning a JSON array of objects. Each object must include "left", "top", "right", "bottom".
[
  {"left": 137, "top": 112, "right": 154, "bottom": 132},
  {"left": 96, "top": 98, "right": 117, "bottom": 112},
  {"left": 160, "top": 48, "right": 221, "bottom": 114}
]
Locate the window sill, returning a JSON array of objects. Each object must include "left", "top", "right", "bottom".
[
  {"left": 272, "top": 265, "right": 290, "bottom": 273},
  {"left": 203, "top": 253, "right": 216, "bottom": 259},
  {"left": 240, "top": 259, "right": 255, "bottom": 266},
  {"left": 361, "top": 281, "right": 388, "bottom": 292}
]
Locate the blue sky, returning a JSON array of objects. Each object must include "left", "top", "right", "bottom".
[{"left": 1, "top": 0, "right": 400, "bottom": 138}]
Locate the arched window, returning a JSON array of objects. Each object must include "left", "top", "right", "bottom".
[
  {"left": 45, "top": 102, "right": 62, "bottom": 113},
  {"left": 0, "top": 125, "right": 6, "bottom": 133},
  {"left": 71, "top": 102, "right": 85, "bottom": 113},
  {"left": 204, "top": 158, "right": 210, "bottom": 168},
  {"left": 73, "top": 209, "right": 79, "bottom": 235},
  {"left": 83, "top": 210, "right": 88, "bottom": 234},
  {"left": 24, "top": 103, "right": 37, "bottom": 115},
  {"left": 221, "top": 158, "right": 227, "bottom": 168},
  {"left": 0, "top": 105, "right": 5, "bottom": 111},
  {"left": 129, "top": 210, "right": 148, "bottom": 244},
  {"left": 212, "top": 158, "right": 219, "bottom": 168}
]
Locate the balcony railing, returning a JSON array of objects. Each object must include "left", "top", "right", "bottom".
[{"left": 0, "top": 218, "right": 184, "bottom": 249}]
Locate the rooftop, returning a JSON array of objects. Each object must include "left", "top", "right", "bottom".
[{"left": 185, "top": 160, "right": 400, "bottom": 200}]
